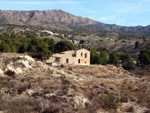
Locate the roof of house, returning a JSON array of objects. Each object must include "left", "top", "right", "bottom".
[
  {"left": 52, "top": 50, "right": 75, "bottom": 58},
  {"left": 51, "top": 49, "right": 90, "bottom": 58},
  {"left": 75, "top": 48, "right": 90, "bottom": 52}
]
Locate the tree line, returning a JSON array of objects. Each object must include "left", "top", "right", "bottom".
[
  {"left": 86, "top": 46, "right": 135, "bottom": 69},
  {"left": 0, "top": 33, "right": 75, "bottom": 60},
  {"left": 0, "top": 32, "right": 149, "bottom": 74}
]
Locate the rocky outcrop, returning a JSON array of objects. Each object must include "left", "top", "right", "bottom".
[{"left": 0, "top": 55, "right": 49, "bottom": 77}]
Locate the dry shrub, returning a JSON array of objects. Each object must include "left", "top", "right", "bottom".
[
  {"left": 137, "top": 92, "right": 150, "bottom": 106},
  {"left": 38, "top": 99, "right": 61, "bottom": 113},
  {"left": 79, "top": 69, "right": 95, "bottom": 74},
  {"left": 127, "top": 106, "right": 134, "bottom": 112},
  {"left": 1, "top": 97, "right": 35, "bottom": 113},
  {"left": 68, "top": 65, "right": 101, "bottom": 75},
  {"left": 100, "top": 94, "right": 121, "bottom": 109},
  {"left": 87, "top": 93, "right": 122, "bottom": 112},
  {"left": 4, "top": 70, "right": 15, "bottom": 77},
  {"left": 1, "top": 97, "right": 62, "bottom": 113},
  {"left": 121, "top": 86, "right": 130, "bottom": 96},
  {"left": 127, "top": 83, "right": 135, "bottom": 90},
  {"left": 77, "top": 67, "right": 100, "bottom": 75},
  {"left": 96, "top": 74, "right": 109, "bottom": 78}
]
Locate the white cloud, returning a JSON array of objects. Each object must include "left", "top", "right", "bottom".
[
  {"left": 115, "top": 0, "right": 150, "bottom": 14},
  {"left": 0, "top": 1, "right": 80, "bottom": 5},
  {"left": 117, "top": 4, "right": 141, "bottom": 14},
  {"left": 118, "top": 19, "right": 126, "bottom": 23},
  {"left": 85, "top": 9, "right": 97, "bottom": 14},
  {"left": 99, "top": 16, "right": 115, "bottom": 21},
  {"left": 79, "top": 8, "right": 97, "bottom": 14}
]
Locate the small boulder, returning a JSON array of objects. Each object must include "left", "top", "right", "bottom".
[{"left": 0, "top": 68, "right": 4, "bottom": 76}]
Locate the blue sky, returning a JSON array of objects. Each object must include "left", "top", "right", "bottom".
[{"left": 0, "top": 0, "right": 150, "bottom": 26}]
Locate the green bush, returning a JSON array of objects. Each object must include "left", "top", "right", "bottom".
[
  {"left": 109, "top": 51, "right": 119, "bottom": 67},
  {"left": 101, "top": 94, "right": 121, "bottom": 109},
  {"left": 138, "top": 49, "right": 150, "bottom": 65},
  {"left": 79, "top": 40, "right": 85, "bottom": 44},
  {"left": 135, "top": 41, "right": 140, "bottom": 49},
  {"left": 130, "top": 66, "right": 150, "bottom": 77},
  {"left": 120, "top": 53, "right": 131, "bottom": 63},
  {"left": 123, "top": 60, "right": 136, "bottom": 70},
  {"left": 55, "top": 40, "right": 75, "bottom": 53},
  {"left": 100, "top": 51, "right": 108, "bottom": 65}
]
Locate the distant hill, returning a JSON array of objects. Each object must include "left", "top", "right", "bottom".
[
  {"left": 0, "top": 9, "right": 150, "bottom": 37},
  {"left": 0, "top": 9, "right": 98, "bottom": 31}
]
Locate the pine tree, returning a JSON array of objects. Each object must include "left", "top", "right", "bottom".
[{"left": 109, "top": 51, "right": 119, "bottom": 67}]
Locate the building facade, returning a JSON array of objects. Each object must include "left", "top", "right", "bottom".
[{"left": 46, "top": 49, "right": 90, "bottom": 65}]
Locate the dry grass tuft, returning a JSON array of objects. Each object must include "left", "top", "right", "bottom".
[{"left": 96, "top": 73, "right": 110, "bottom": 78}]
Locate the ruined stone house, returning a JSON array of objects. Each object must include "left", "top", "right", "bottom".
[{"left": 46, "top": 49, "right": 90, "bottom": 65}]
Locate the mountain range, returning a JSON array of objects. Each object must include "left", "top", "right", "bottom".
[{"left": 0, "top": 9, "right": 150, "bottom": 37}]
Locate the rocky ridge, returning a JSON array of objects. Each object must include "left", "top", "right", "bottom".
[
  {"left": 0, "top": 9, "right": 98, "bottom": 30},
  {"left": 0, "top": 9, "right": 150, "bottom": 37}
]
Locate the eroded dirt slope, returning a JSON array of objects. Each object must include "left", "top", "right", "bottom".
[{"left": 0, "top": 55, "right": 150, "bottom": 113}]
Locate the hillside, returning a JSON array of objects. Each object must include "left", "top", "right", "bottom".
[
  {"left": 0, "top": 24, "right": 148, "bottom": 59},
  {"left": 0, "top": 9, "right": 150, "bottom": 37},
  {"left": 0, "top": 54, "right": 150, "bottom": 113}
]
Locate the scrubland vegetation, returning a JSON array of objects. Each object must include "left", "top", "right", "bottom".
[
  {"left": 0, "top": 25, "right": 150, "bottom": 113},
  {"left": 0, "top": 56, "right": 150, "bottom": 113}
]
